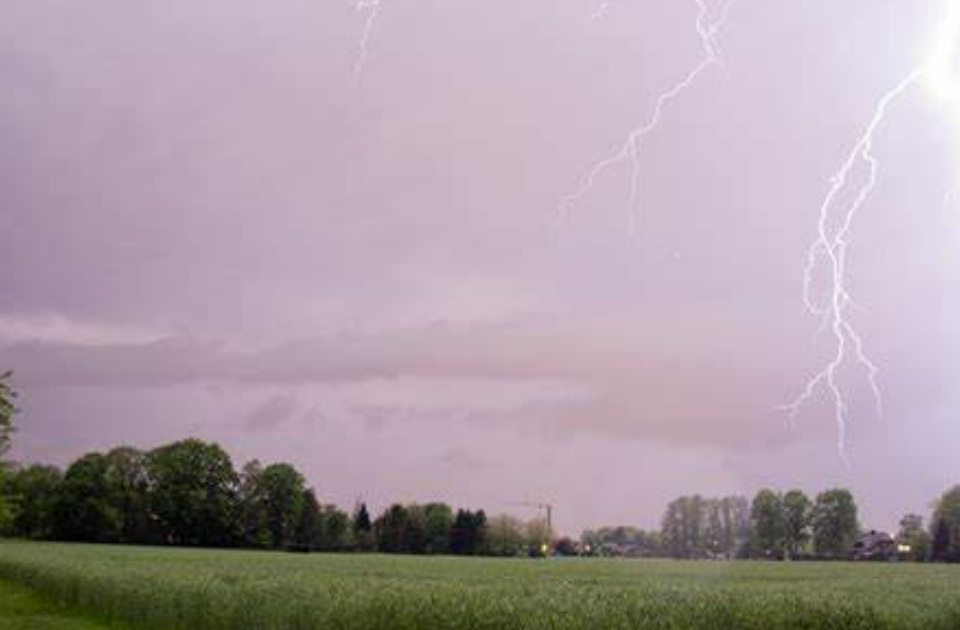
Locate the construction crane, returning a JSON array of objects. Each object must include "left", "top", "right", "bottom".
[{"left": 508, "top": 501, "right": 554, "bottom": 532}]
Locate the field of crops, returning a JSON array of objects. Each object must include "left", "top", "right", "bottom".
[
  {"left": 1, "top": 541, "right": 959, "bottom": 630},
  {"left": 0, "top": 576, "right": 122, "bottom": 630}
]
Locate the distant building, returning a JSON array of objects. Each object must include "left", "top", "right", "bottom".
[{"left": 853, "top": 530, "right": 896, "bottom": 561}]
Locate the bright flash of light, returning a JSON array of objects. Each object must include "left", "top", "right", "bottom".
[
  {"left": 342, "top": 0, "right": 960, "bottom": 463},
  {"left": 927, "top": 2, "right": 960, "bottom": 106},
  {"left": 555, "top": 0, "right": 738, "bottom": 235},
  {"left": 787, "top": 1, "right": 960, "bottom": 463},
  {"left": 928, "top": 1, "right": 960, "bottom": 211},
  {"left": 352, "top": 0, "right": 384, "bottom": 86}
]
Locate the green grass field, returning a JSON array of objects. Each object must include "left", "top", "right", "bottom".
[
  {"left": 1, "top": 541, "right": 959, "bottom": 630},
  {"left": 0, "top": 577, "right": 122, "bottom": 630}
]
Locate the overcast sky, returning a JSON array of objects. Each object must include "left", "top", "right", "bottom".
[{"left": 2, "top": 0, "right": 959, "bottom": 534}]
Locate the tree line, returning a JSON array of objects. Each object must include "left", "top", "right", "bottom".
[
  {"left": 0, "top": 438, "right": 507, "bottom": 555},
  {"left": 585, "top": 486, "right": 960, "bottom": 562},
  {"left": 2, "top": 373, "right": 960, "bottom": 561},
  {"left": 585, "top": 489, "right": 859, "bottom": 560},
  {"left": 5, "top": 436, "right": 960, "bottom": 562},
  {"left": 0, "top": 376, "right": 555, "bottom": 556},
  {"left": 0, "top": 372, "right": 14, "bottom": 527}
]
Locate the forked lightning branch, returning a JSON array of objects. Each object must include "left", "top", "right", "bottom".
[{"left": 348, "top": 0, "right": 960, "bottom": 461}]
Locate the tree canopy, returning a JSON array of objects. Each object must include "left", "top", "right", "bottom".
[
  {"left": 0, "top": 371, "right": 16, "bottom": 529},
  {"left": 811, "top": 488, "right": 859, "bottom": 558},
  {"left": 3, "top": 427, "right": 960, "bottom": 564},
  {"left": 146, "top": 439, "right": 240, "bottom": 547},
  {"left": 931, "top": 486, "right": 960, "bottom": 562},
  {"left": 782, "top": 490, "right": 811, "bottom": 559},
  {"left": 0, "top": 371, "right": 15, "bottom": 457}
]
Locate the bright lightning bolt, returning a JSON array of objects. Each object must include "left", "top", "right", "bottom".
[
  {"left": 556, "top": 0, "right": 738, "bottom": 235},
  {"left": 783, "top": 71, "right": 920, "bottom": 465},
  {"left": 786, "top": 1, "right": 960, "bottom": 463},
  {"left": 340, "top": 0, "right": 960, "bottom": 463},
  {"left": 352, "top": 0, "right": 384, "bottom": 86}
]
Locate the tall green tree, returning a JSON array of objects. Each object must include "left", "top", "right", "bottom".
[
  {"left": 704, "top": 499, "right": 726, "bottom": 558},
  {"left": 698, "top": 496, "right": 751, "bottom": 559},
  {"left": 811, "top": 488, "right": 859, "bottom": 558},
  {"left": 352, "top": 502, "right": 374, "bottom": 551},
  {"left": 661, "top": 499, "right": 684, "bottom": 558},
  {"left": 294, "top": 488, "right": 323, "bottom": 550},
  {"left": 660, "top": 496, "right": 709, "bottom": 559},
  {"left": 423, "top": 503, "right": 453, "bottom": 554},
  {"left": 403, "top": 504, "right": 428, "bottom": 554},
  {"left": 930, "top": 485, "right": 960, "bottom": 562},
  {"left": 375, "top": 504, "right": 409, "bottom": 553},
  {"left": 146, "top": 439, "right": 240, "bottom": 547},
  {"left": 3, "top": 464, "right": 62, "bottom": 539},
  {"left": 104, "top": 447, "right": 155, "bottom": 544},
  {"left": 726, "top": 496, "right": 752, "bottom": 559},
  {"left": 782, "top": 490, "right": 812, "bottom": 558},
  {"left": 321, "top": 504, "right": 351, "bottom": 551},
  {"left": 52, "top": 453, "right": 121, "bottom": 542},
  {"left": 259, "top": 463, "right": 307, "bottom": 549},
  {"left": 750, "top": 489, "right": 786, "bottom": 559},
  {"left": 450, "top": 509, "right": 486, "bottom": 555},
  {"left": 932, "top": 517, "right": 952, "bottom": 562},
  {"left": 238, "top": 460, "right": 270, "bottom": 548},
  {"left": 0, "top": 371, "right": 17, "bottom": 530},
  {"left": 0, "top": 371, "right": 15, "bottom": 457},
  {"left": 683, "top": 496, "right": 707, "bottom": 558}
]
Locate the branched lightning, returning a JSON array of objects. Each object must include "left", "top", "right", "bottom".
[
  {"left": 555, "top": 0, "right": 738, "bottom": 235},
  {"left": 342, "top": 0, "right": 960, "bottom": 463},
  {"left": 782, "top": 71, "right": 921, "bottom": 464},
  {"left": 352, "top": 0, "right": 384, "bottom": 86},
  {"left": 786, "top": 1, "right": 960, "bottom": 462}
]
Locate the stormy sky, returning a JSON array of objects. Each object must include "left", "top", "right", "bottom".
[{"left": 2, "top": 0, "right": 959, "bottom": 533}]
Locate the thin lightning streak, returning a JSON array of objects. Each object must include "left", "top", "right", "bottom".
[
  {"left": 556, "top": 0, "right": 738, "bottom": 235},
  {"left": 352, "top": 0, "right": 384, "bottom": 86},
  {"left": 783, "top": 71, "right": 922, "bottom": 464},
  {"left": 342, "top": 1, "right": 958, "bottom": 463}
]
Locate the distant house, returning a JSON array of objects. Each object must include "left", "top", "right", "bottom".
[{"left": 853, "top": 530, "right": 896, "bottom": 561}]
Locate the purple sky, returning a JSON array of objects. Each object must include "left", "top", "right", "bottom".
[{"left": 2, "top": 0, "right": 959, "bottom": 534}]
